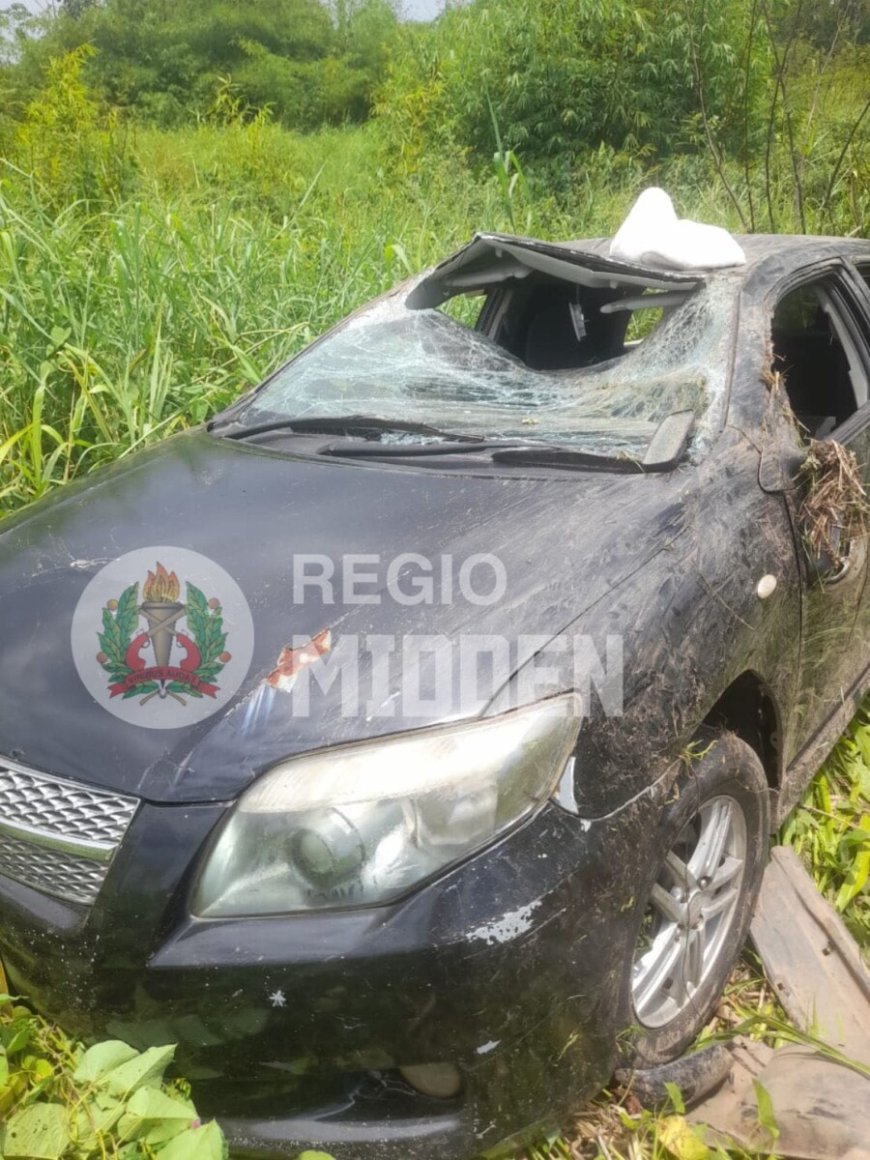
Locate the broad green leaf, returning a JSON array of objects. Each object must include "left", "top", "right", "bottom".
[
  {"left": 118, "top": 1086, "right": 198, "bottom": 1145},
  {"left": 3, "top": 1103, "right": 70, "bottom": 1160},
  {"left": 73, "top": 1039, "right": 139, "bottom": 1083},
  {"left": 835, "top": 814, "right": 870, "bottom": 910},
  {"left": 298, "top": 1153, "right": 339, "bottom": 1160},
  {"left": 753, "top": 1079, "right": 780, "bottom": 1143},
  {"left": 103, "top": 1044, "right": 176, "bottom": 1096},
  {"left": 658, "top": 1114, "right": 709, "bottom": 1160},
  {"left": 3, "top": 1025, "right": 31, "bottom": 1056},
  {"left": 664, "top": 1079, "right": 685, "bottom": 1113},
  {"left": 154, "top": 1119, "right": 227, "bottom": 1160}
]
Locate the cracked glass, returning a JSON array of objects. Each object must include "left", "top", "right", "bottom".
[{"left": 240, "top": 273, "right": 737, "bottom": 462}]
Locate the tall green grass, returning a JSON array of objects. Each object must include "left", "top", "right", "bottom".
[
  {"left": 0, "top": 115, "right": 568, "bottom": 513},
  {"left": 2, "top": 124, "right": 837, "bottom": 517},
  {"left": 3, "top": 34, "right": 863, "bottom": 518},
  {"left": 0, "top": 149, "right": 503, "bottom": 512}
]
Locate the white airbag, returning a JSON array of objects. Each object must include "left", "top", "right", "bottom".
[{"left": 610, "top": 187, "right": 746, "bottom": 270}]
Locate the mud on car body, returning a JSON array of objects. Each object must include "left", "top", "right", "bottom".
[{"left": 0, "top": 233, "right": 868, "bottom": 1160}]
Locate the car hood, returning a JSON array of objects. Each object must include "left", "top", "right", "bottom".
[{"left": 0, "top": 432, "right": 686, "bottom": 802}]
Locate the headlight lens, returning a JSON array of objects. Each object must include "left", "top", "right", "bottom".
[{"left": 193, "top": 693, "right": 580, "bottom": 915}]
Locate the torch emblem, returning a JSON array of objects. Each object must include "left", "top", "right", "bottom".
[{"left": 96, "top": 562, "right": 231, "bottom": 705}]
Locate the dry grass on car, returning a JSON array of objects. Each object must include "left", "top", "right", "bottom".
[{"left": 798, "top": 438, "right": 868, "bottom": 569}]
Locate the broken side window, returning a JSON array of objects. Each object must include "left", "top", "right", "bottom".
[{"left": 772, "top": 281, "right": 868, "bottom": 440}]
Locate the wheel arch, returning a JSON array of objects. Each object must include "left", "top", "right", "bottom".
[{"left": 702, "top": 671, "right": 783, "bottom": 798}]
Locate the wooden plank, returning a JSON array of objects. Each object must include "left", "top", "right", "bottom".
[{"left": 749, "top": 845, "right": 870, "bottom": 1062}]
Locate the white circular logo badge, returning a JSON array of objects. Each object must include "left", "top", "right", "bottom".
[{"left": 71, "top": 547, "right": 254, "bottom": 729}]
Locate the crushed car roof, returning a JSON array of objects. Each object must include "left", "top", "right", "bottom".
[
  {"left": 409, "top": 231, "right": 870, "bottom": 309},
  {"left": 408, "top": 232, "right": 701, "bottom": 308}
]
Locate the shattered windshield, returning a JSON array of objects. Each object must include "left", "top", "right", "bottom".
[{"left": 236, "top": 264, "right": 737, "bottom": 462}]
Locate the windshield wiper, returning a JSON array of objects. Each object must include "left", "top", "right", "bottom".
[
  {"left": 215, "top": 414, "right": 480, "bottom": 443},
  {"left": 214, "top": 410, "right": 695, "bottom": 472},
  {"left": 319, "top": 438, "right": 528, "bottom": 458},
  {"left": 490, "top": 446, "right": 645, "bottom": 471},
  {"left": 492, "top": 411, "right": 695, "bottom": 473}
]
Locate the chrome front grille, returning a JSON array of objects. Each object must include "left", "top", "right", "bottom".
[
  {"left": 0, "top": 829, "right": 109, "bottom": 903},
  {"left": 0, "top": 758, "right": 139, "bottom": 905}
]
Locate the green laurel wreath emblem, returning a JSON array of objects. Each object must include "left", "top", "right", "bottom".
[{"left": 97, "top": 581, "right": 229, "bottom": 702}]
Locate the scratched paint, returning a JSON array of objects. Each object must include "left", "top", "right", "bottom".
[
  {"left": 468, "top": 901, "right": 541, "bottom": 945},
  {"left": 264, "top": 628, "right": 332, "bottom": 692},
  {"left": 241, "top": 628, "right": 333, "bottom": 733}
]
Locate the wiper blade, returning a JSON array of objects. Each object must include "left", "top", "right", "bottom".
[
  {"left": 320, "top": 438, "right": 527, "bottom": 459},
  {"left": 490, "top": 446, "right": 645, "bottom": 471},
  {"left": 215, "top": 410, "right": 695, "bottom": 471},
  {"left": 491, "top": 412, "right": 695, "bottom": 473},
  {"left": 216, "top": 414, "right": 479, "bottom": 442}
]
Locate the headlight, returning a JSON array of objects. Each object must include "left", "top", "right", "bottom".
[{"left": 193, "top": 693, "right": 580, "bottom": 915}]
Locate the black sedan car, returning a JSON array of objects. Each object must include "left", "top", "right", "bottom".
[{"left": 0, "top": 232, "right": 868, "bottom": 1160}]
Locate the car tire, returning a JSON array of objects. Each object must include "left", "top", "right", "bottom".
[{"left": 623, "top": 730, "right": 770, "bottom": 1068}]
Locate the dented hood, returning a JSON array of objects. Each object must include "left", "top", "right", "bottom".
[{"left": 0, "top": 431, "right": 686, "bottom": 803}]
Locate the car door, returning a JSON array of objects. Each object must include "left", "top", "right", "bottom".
[{"left": 769, "top": 263, "right": 870, "bottom": 739}]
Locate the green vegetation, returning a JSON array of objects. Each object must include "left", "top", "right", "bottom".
[
  {"left": 0, "top": 996, "right": 226, "bottom": 1158},
  {"left": 782, "top": 700, "right": 870, "bottom": 947},
  {"left": 0, "top": 1, "right": 867, "bottom": 1158},
  {"left": 0, "top": 2, "right": 867, "bottom": 516},
  {"left": 0, "top": 5, "right": 865, "bottom": 511},
  {"left": 2, "top": 0, "right": 398, "bottom": 128}
]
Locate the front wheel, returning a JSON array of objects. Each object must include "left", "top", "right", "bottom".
[{"left": 625, "top": 731, "right": 769, "bottom": 1067}]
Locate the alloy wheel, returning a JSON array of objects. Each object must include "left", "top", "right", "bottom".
[{"left": 632, "top": 794, "right": 748, "bottom": 1029}]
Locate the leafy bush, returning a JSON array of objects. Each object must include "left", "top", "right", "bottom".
[
  {"left": 377, "top": 0, "right": 765, "bottom": 169},
  {"left": 1, "top": 0, "right": 398, "bottom": 129},
  {"left": 0, "top": 994, "right": 227, "bottom": 1159},
  {"left": 13, "top": 46, "right": 135, "bottom": 211}
]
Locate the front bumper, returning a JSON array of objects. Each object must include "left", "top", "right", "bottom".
[{"left": 0, "top": 794, "right": 654, "bottom": 1159}]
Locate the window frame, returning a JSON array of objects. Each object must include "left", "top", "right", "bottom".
[{"left": 770, "top": 266, "right": 870, "bottom": 444}]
